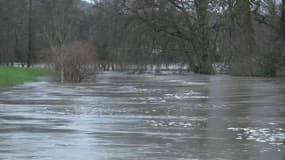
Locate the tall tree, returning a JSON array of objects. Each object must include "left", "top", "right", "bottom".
[
  {"left": 231, "top": 0, "right": 256, "bottom": 75},
  {"left": 27, "top": 0, "right": 33, "bottom": 67},
  {"left": 194, "top": 0, "right": 213, "bottom": 74}
]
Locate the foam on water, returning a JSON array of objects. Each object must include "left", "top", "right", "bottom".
[
  {"left": 228, "top": 127, "right": 285, "bottom": 145},
  {"left": 164, "top": 91, "right": 207, "bottom": 100},
  {"left": 147, "top": 120, "right": 193, "bottom": 128}
]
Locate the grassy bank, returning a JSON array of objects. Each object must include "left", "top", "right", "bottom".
[{"left": 0, "top": 67, "right": 48, "bottom": 86}]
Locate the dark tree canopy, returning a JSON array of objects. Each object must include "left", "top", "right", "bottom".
[{"left": 0, "top": 0, "right": 285, "bottom": 76}]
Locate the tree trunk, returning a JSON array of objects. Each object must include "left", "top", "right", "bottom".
[
  {"left": 281, "top": 0, "right": 285, "bottom": 43},
  {"left": 232, "top": 0, "right": 256, "bottom": 75},
  {"left": 60, "top": 64, "right": 64, "bottom": 83},
  {"left": 237, "top": 0, "right": 255, "bottom": 56},
  {"left": 194, "top": 0, "right": 213, "bottom": 74},
  {"left": 27, "top": 0, "right": 33, "bottom": 68}
]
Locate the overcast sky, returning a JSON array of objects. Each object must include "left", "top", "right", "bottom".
[{"left": 82, "top": 0, "right": 94, "bottom": 3}]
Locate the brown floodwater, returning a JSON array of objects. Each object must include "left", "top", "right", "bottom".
[{"left": 0, "top": 72, "right": 285, "bottom": 160}]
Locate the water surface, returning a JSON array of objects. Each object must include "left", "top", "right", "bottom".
[{"left": 0, "top": 72, "right": 285, "bottom": 160}]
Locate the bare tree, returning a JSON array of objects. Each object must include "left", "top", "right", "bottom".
[{"left": 48, "top": 41, "right": 97, "bottom": 82}]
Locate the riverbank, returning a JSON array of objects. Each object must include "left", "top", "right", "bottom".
[{"left": 0, "top": 67, "right": 48, "bottom": 86}]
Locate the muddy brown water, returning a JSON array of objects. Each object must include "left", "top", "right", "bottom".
[{"left": 0, "top": 72, "right": 285, "bottom": 160}]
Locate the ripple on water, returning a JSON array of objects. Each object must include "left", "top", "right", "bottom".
[
  {"left": 228, "top": 127, "right": 285, "bottom": 145},
  {"left": 167, "top": 80, "right": 207, "bottom": 86},
  {"left": 1, "top": 73, "right": 285, "bottom": 160},
  {"left": 147, "top": 120, "right": 193, "bottom": 128},
  {"left": 164, "top": 93, "right": 208, "bottom": 100}
]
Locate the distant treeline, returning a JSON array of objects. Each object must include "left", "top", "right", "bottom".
[{"left": 1, "top": 0, "right": 285, "bottom": 78}]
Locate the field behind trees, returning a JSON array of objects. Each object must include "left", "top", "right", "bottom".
[{"left": 1, "top": 0, "right": 285, "bottom": 80}]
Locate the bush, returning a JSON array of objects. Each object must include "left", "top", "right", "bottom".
[{"left": 47, "top": 41, "right": 97, "bottom": 82}]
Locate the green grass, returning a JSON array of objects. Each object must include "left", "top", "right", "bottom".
[{"left": 0, "top": 67, "right": 48, "bottom": 86}]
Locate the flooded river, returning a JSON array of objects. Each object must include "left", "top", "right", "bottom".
[{"left": 0, "top": 72, "right": 285, "bottom": 160}]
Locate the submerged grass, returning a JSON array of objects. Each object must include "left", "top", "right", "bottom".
[{"left": 0, "top": 67, "right": 48, "bottom": 86}]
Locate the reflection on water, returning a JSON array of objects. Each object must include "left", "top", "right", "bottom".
[{"left": 0, "top": 72, "right": 285, "bottom": 160}]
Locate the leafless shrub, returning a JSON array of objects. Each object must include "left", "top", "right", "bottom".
[{"left": 47, "top": 41, "right": 97, "bottom": 82}]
